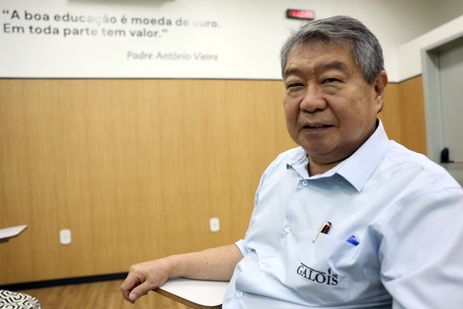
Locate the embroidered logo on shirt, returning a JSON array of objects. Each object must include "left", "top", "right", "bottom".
[{"left": 296, "top": 263, "right": 339, "bottom": 286}]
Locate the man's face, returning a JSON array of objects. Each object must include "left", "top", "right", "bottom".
[{"left": 283, "top": 41, "right": 386, "bottom": 168}]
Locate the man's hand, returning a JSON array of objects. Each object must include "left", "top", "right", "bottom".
[
  {"left": 121, "top": 258, "right": 171, "bottom": 303},
  {"left": 121, "top": 245, "right": 243, "bottom": 303}
]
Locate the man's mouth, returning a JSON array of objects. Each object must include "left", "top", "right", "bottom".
[{"left": 302, "top": 123, "right": 332, "bottom": 129}]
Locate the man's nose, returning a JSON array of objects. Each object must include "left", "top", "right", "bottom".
[{"left": 300, "top": 85, "right": 327, "bottom": 113}]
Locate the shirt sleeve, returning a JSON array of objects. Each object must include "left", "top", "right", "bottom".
[
  {"left": 233, "top": 159, "right": 271, "bottom": 258},
  {"left": 378, "top": 187, "right": 463, "bottom": 309},
  {"left": 233, "top": 149, "right": 299, "bottom": 260},
  {"left": 234, "top": 239, "right": 248, "bottom": 256}
]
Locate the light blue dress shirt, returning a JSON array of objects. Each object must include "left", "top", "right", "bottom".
[{"left": 223, "top": 121, "right": 463, "bottom": 308}]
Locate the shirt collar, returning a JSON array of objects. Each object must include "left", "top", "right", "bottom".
[
  {"left": 285, "top": 120, "right": 390, "bottom": 192},
  {"left": 286, "top": 148, "right": 310, "bottom": 179},
  {"left": 336, "top": 120, "right": 390, "bottom": 191}
]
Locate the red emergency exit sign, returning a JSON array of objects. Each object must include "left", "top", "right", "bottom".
[{"left": 286, "top": 9, "right": 315, "bottom": 20}]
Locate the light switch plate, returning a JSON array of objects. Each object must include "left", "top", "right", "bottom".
[
  {"left": 209, "top": 218, "right": 220, "bottom": 232},
  {"left": 60, "top": 229, "right": 71, "bottom": 245}
]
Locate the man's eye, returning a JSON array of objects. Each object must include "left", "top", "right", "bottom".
[
  {"left": 323, "top": 78, "right": 340, "bottom": 84},
  {"left": 287, "top": 83, "right": 304, "bottom": 89}
]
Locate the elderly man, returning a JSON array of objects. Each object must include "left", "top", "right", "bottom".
[{"left": 121, "top": 15, "right": 463, "bottom": 308}]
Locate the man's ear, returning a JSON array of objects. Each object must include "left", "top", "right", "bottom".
[{"left": 374, "top": 71, "right": 388, "bottom": 112}]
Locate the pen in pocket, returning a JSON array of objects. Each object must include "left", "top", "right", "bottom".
[{"left": 312, "top": 221, "right": 331, "bottom": 243}]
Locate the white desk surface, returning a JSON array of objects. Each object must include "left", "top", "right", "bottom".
[
  {"left": 0, "top": 224, "right": 28, "bottom": 241},
  {"left": 155, "top": 278, "right": 228, "bottom": 309}
]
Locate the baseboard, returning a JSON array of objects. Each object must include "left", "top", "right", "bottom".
[{"left": 0, "top": 272, "right": 128, "bottom": 291}]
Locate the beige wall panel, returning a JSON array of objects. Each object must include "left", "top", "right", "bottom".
[
  {"left": 0, "top": 76, "right": 425, "bottom": 284},
  {"left": 0, "top": 79, "right": 294, "bottom": 284},
  {"left": 380, "top": 77, "right": 426, "bottom": 154},
  {"left": 380, "top": 82, "right": 402, "bottom": 142},
  {"left": 398, "top": 76, "right": 427, "bottom": 154}
]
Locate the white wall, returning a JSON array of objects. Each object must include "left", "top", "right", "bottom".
[
  {"left": 296, "top": 0, "right": 463, "bottom": 82},
  {"left": 296, "top": 0, "right": 435, "bottom": 81},
  {"left": 396, "top": 15, "right": 463, "bottom": 81},
  {"left": 432, "top": 0, "right": 463, "bottom": 28},
  {"left": 0, "top": 0, "right": 461, "bottom": 80}
]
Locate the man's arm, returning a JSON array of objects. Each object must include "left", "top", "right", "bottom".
[
  {"left": 380, "top": 189, "right": 463, "bottom": 308},
  {"left": 121, "top": 244, "right": 243, "bottom": 303}
]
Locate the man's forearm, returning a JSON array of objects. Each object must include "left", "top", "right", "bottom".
[{"left": 167, "top": 244, "right": 243, "bottom": 281}]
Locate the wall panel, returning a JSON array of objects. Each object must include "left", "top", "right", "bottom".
[
  {"left": 380, "top": 77, "right": 427, "bottom": 154},
  {"left": 0, "top": 76, "right": 425, "bottom": 284},
  {"left": 380, "top": 82, "right": 402, "bottom": 142},
  {"left": 398, "top": 76, "right": 427, "bottom": 154},
  {"left": 0, "top": 79, "right": 294, "bottom": 284}
]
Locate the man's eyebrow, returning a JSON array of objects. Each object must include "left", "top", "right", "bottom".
[
  {"left": 283, "top": 67, "right": 303, "bottom": 79},
  {"left": 316, "top": 61, "right": 350, "bottom": 74},
  {"left": 283, "top": 61, "right": 350, "bottom": 79}
]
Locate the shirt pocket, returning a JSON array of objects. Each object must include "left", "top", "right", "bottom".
[
  {"left": 288, "top": 233, "right": 359, "bottom": 305},
  {"left": 314, "top": 233, "right": 359, "bottom": 266}
]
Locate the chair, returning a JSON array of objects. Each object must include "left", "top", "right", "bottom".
[{"left": 155, "top": 278, "right": 228, "bottom": 308}]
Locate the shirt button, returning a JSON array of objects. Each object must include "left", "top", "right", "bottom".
[
  {"left": 259, "top": 263, "right": 267, "bottom": 270},
  {"left": 302, "top": 179, "right": 309, "bottom": 186},
  {"left": 284, "top": 226, "right": 291, "bottom": 233},
  {"left": 235, "top": 290, "right": 243, "bottom": 298}
]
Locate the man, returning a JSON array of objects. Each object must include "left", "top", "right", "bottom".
[{"left": 121, "top": 16, "right": 463, "bottom": 308}]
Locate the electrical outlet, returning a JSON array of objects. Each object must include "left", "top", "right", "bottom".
[
  {"left": 209, "top": 217, "right": 220, "bottom": 232},
  {"left": 59, "top": 229, "right": 71, "bottom": 245}
]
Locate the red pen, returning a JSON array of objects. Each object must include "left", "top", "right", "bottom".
[{"left": 312, "top": 221, "right": 332, "bottom": 243}]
